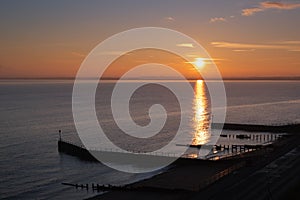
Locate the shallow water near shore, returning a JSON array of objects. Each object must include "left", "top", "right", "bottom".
[{"left": 1, "top": 80, "right": 300, "bottom": 199}]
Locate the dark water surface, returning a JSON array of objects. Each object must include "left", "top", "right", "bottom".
[{"left": 1, "top": 80, "right": 299, "bottom": 199}]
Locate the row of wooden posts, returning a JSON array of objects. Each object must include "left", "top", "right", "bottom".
[
  {"left": 62, "top": 161, "right": 248, "bottom": 192},
  {"left": 62, "top": 182, "right": 128, "bottom": 191},
  {"left": 212, "top": 144, "right": 264, "bottom": 153},
  {"left": 221, "top": 133, "right": 283, "bottom": 141}
]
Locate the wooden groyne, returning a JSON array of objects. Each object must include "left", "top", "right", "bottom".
[
  {"left": 61, "top": 161, "right": 247, "bottom": 192},
  {"left": 58, "top": 140, "right": 98, "bottom": 162},
  {"left": 58, "top": 139, "right": 180, "bottom": 163},
  {"left": 59, "top": 138, "right": 271, "bottom": 163},
  {"left": 221, "top": 133, "right": 284, "bottom": 141},
  {"left": 57, "top": 123, "right": 296, "bottom": 162},
  {"left": 212, "top": 123, "right": 300, "bottom": 133},
  {"left": 62, "top": 182, "right": 131, "bottom": 191}
]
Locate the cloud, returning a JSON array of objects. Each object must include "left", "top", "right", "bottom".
[
  {"left": 233, "top": 49, "right": 256, "bottom": 52},
  {"left": 261, "top": 1, "right": 300, "bottom": 9},
  {"left": 210, "top": 17, "right": 227, "bottom": 23},
  {"left": 164, "top": 17, "right": 175, "bottom": 21},
  {"left": 184, "top": 54, "right": 228, "bottom": 62},
  {"left": 276, "top": 40, "right": 300, "bottom": 44},
  {"left": 96, "top": 51, "right": 134, "bottom": 56},
  {"left": 242, "top": 7, "right": 264, "bottom": 16},
  {"left": 185, "top": 57, "right": 227, "bottom": 65},
  {"left": 211, "top": 41, "right": 286, "bottom": 49},
  {"left": 176, "top": 43, "right": 194, "bottom": 48},
  {"left": 211, "top": 41, "right": 300, "bottom": 51},
  {"left": 242, "top": 1, "right": 300, "bottom": 16}
]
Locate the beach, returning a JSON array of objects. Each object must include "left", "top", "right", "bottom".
[{"left": 88, "top": 132, "right": 300, "bottom": 200}]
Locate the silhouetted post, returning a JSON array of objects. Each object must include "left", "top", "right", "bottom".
[{"left": 59, "top": 130, "right": 62, "bottom": 141}]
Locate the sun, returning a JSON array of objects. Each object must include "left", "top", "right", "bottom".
[{"left": 194, "top": 58, "right": 205, "bottom": 69}]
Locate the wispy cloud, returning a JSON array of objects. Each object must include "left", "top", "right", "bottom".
[
  {"left": 211, "top": 41, "right": 300, "bottom": 51},
  {"left": 261, "top": 1, "right": 300, "bottom": 9},
  {"left": 242, "top": 1, "right": 300, "bottom": 16},
  {"left": 164, "top": 16, "right": 175, "bottom": 21},
  {"left": 185, "top": 57, "right": 227, "bottom": 65},
  {"left": 184, "top": 54, "right": 228, "bottom": 65},
  {"left": 176, "top": 43, "right": 194, "bottom": 48},
  {"left": 211, "top": 41, "right": 286, "bottom": 49},
  {"left": 233, "top": 49, "right": 256, "bottom": 52},
  {"left": 276, "top": 40, "right": 300, "bottom": 44},
  {"left": 210, "top": 17, "right": 227, "bottom": 23},
  {"left": 242, "top": 7, "right": 264, "bottom": 16},
  {"left": 96, "top": 51, "right": 129, "bottom": 56}
]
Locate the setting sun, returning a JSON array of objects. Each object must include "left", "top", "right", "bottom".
[{"left": 194, "top": 58, "right": 206, "bottom": 69}]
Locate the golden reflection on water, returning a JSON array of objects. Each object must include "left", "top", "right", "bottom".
[{"left": 192, "top": 80, "right": 211, "bottom": 145}]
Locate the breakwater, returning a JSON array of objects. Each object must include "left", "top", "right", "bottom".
[
  {"left": 58, "top": 140, "right": 267, "bottom": 162},
  {"left": 57, "top": 123, "right": 297, "bottom": 162},
  {"left": 213, "top": 123, "right": 300, "bottom": 133},
  {"left": 58, "top": 140, "right": 177, "bottom": 164},
  {"left": 61, "top": 160, "right": 246, "bottom": 192},
  {"left": 58, "top": 140, "right": 98, "bottom": 161}
]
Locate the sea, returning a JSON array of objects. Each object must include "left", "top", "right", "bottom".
[{"left": 1, "top": 80, "right": 300, "bottom": 199}]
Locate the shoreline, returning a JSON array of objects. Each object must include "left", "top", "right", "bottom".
[{"left": 88, "top": 133, "right": 300, "bottom": 200}]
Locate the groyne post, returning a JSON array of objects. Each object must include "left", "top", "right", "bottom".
[{"left": 58, "top": 130, "right": 62, "bottom": 141}]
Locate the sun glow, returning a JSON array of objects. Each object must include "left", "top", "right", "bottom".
[{"left": 194, "top": 58, "right": 206, "bottom": 68}]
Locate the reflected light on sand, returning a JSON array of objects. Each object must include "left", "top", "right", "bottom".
[{"left": 192, "top": 80, "right": 210, "bottom": 145}]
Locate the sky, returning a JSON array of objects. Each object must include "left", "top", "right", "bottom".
[{"left": 0, "top": 0, "right": 300, "bottom": 78}]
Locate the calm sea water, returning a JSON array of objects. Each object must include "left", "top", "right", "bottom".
[{"left": 1, "top": 80, "right": 300, "bottom": 199}]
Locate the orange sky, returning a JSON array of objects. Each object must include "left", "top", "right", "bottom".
[{"left": 1, "top": 1, "right": 300, "bottom": 79}]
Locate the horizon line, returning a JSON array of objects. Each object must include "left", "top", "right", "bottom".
[{"left": 1, "top": 76, "right": 300, "bottom": 81}]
